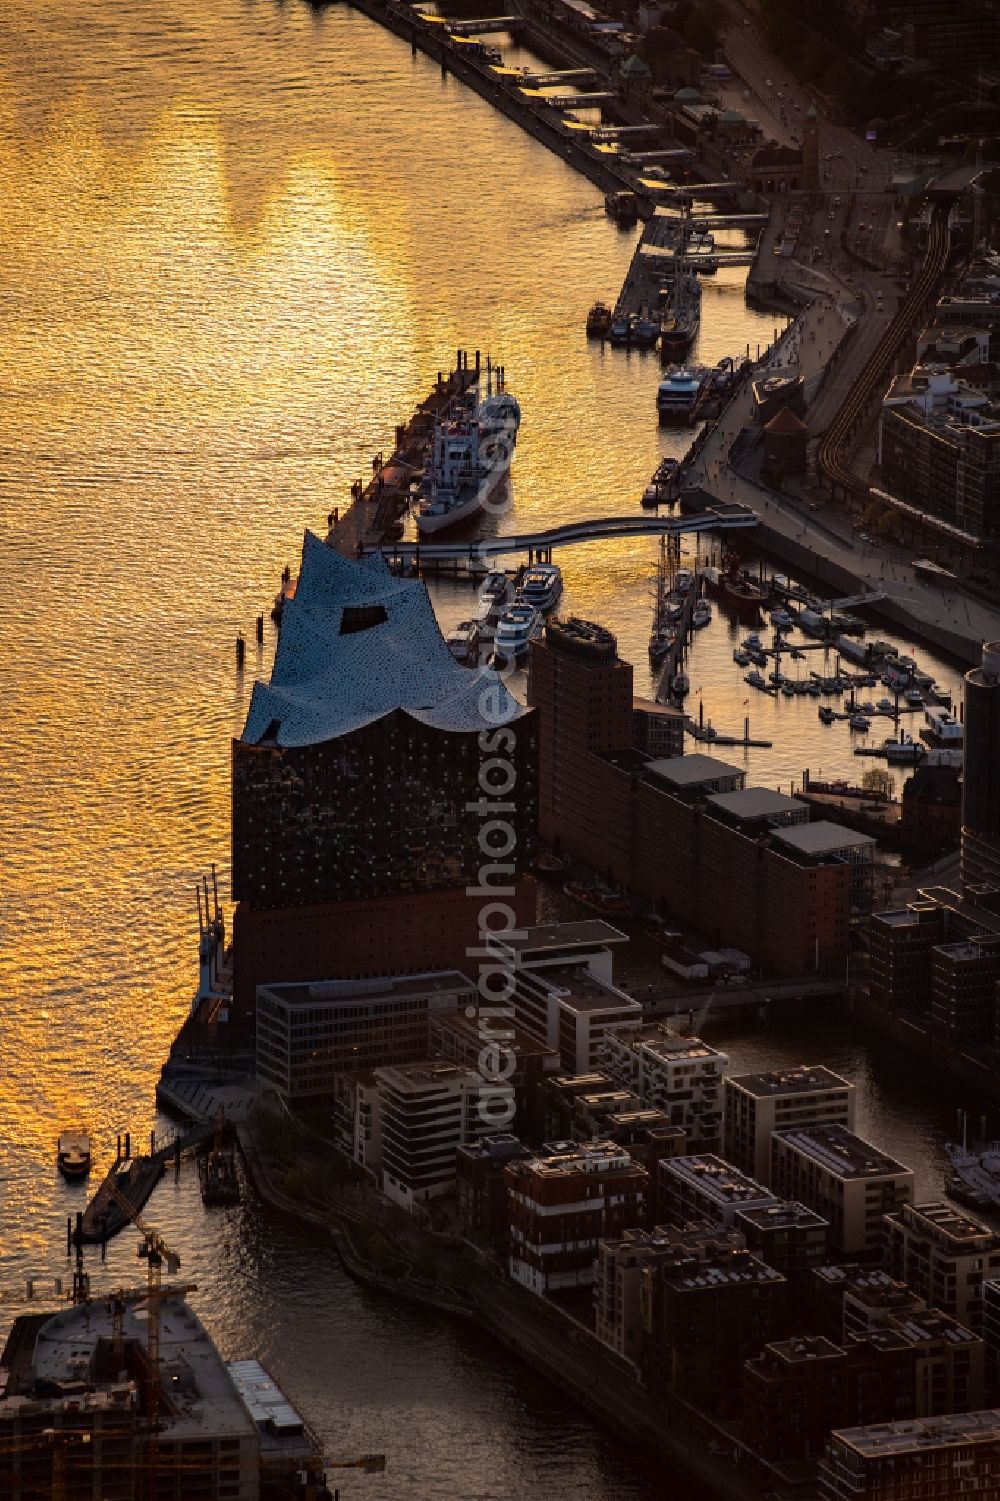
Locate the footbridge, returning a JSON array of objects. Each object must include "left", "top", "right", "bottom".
[{"left": 361, "top": 504, "right": 758, "bottom": 562}]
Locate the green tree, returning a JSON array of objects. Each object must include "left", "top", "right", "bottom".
[{"left": 862, "top": 767, "right": 893, "bottom": 801}]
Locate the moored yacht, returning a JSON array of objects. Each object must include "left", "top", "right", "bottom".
[
  {"left": 517, "top": 562, "right": 562, "bottom": 613},
  {"left": 491, "top": 602, "right": 541, "bottom": 666},
  {"left": 446, "top": 620, "right": 481, "bottom": 665}
]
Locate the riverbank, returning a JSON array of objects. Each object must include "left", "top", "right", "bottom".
[{"left": 235, "top": 1108, "right": 792, "bottom": 1501}]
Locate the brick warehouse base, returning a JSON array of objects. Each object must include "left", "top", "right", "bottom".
[{"left": 232, "top": 880, "right": 539, "bottom": 1017}]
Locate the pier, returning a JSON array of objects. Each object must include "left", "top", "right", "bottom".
[{"left": 79, "top": 1124, "right": 213, "bottom": 1244}]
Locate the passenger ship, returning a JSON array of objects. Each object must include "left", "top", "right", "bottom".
[
  {"left": 656, "top": 366, "right": 712, "bottom": 425},
  {"left": 415, "top": 367, "right": 521, "bottom": 535}
]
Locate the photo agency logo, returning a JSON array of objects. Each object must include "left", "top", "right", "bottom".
[{"left": 465, "top": 386, "right": 525, "bottom": 1130}]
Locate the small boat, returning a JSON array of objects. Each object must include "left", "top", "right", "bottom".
[
  {"left": 58, "top": 1131, "right": 92, "bottom": 1181},
  {"left": 743, "top": 632, "right": 762, "bottom": 650},
  {"left": 586, "top": 301, "right": 613, "bottom": 339},
  {"left": 446, "top": 619, "right": 481, "bottom": 665},
  {"left": 749, "top": 649, "right": 768, "bottom": 666},
  {"left": 654, "top": 457, "right": 680, "bottom": 486},
  {"left": 768, "top": 669, "right": 785, "bottom": 686},
  {"left": 671, "top": 672, "right": 689, "bottom": 698},
  {"left": 781, "top": 682, "right": 795, "bottom": 697},
  {"left": 675, "top": 569, "right": 694, "bottom": 593},
  {"left": 564, "top": 881, "right": 634, "bottom": 918},
  {"left": 534, "top": 850, "right": 566, "bottom": 877},
  {"left": 883, "top": 736, "right": 924, "bottom": 764},
  {"left": 634, "top": 314, "right": 660, "bottom": 348},
  {"left": 818, "top": 705, "right": 836, "bottom": 724},
  {"left": 770, "top": 608, "right": 794, "bottom": 630},
  {"left": 746, "top": 670, "right": 766, "bottom": 689},
  {"left": 877, "top": 697, "right": 894, "bottom": 711},
  {"left": 605, "top": 189, "right": 638, "bottom": 226},
  {"left": 649, "top": 627, "right": 676, "bottom": 663},
  {"left": 199, "top": 1147, "right": 240, "bottom": 1206},
  {"left": 849, "top": 714, "right": 871, "bottom": 731},
  {"left": 733, "top": 649, "right": 750, "bottom": 666},
  {"left": 906, "top": 688, "right": 924, "bottom": 706},
  {"left": 609, "top": 314, "right": 630, "bottom": 346},
  {"left": 691, "top": 600, "right": 712, "bottom": 629},
  {"left": 517, "top": 562, "right": 563, "bottom": 613},
  {"left": 491, "top": 602, "right": 541, "bottom": 666}
]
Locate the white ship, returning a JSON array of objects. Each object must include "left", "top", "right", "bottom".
[
  {"left": 415, "top": 367, "right": 520, "bottom": 534},
  {"left": 517, "top": 562, "right": 562, "bottom": 613},
  {"left": 945, "top": 1141, "right": 1000, "bottom": 1210},
  {"left": 656, "top": 366, "right": 711, "bottom": 425},
  {"left": 491, "top": 602, "right": 541, "bottom": 666}
]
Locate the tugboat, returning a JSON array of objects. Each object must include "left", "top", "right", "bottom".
[
  {"left": 198, "top": 1146, "right": 240, "bottom": 1206},
  {"left": 605, "top": 189, "right": 638, "bottom": 226},
  {"left": 57, "top": 1131, "right": 92, "bottom": 1180}
]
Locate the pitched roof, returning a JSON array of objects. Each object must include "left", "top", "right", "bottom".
[
  {"left": 764, "top": 406, "right": 808, "bottom": 434},
  {"left": 240, "top": 531, "right": 527, "bottom": 748}
]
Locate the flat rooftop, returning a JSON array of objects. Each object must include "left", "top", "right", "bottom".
[
  {"left": 892, "top": 1200, "right": 997, "bottom": 1244},
  {"left": 608, "top": 1024, "right": 727, "bottom": 1063},
  {"left": 736, "top": 1200, "right": 828, "bottom": 1232},
  {"left": 546, "top": 965, "right": 643, "bottom": 1015},
  {"left": 520, "top": 1140, "right": 643, "bottom": 1177},
  {"left": 774, "top": 1124, "right": 911, "bottom": 1180},
  {"left": 374, "top": 1060, "right": 481, "bottom": 1093},
  {"left": 497, "top": 919, "right": 629, "bottom": 954},
  {"left": 645, "top": 753, "right": 745, "bottom": 789},
  {"left": 706, "top": 787, "right": 808, "bottom": 823},
  {"left": 773, "top": 820, "right": 877, "bottom": 857},
  {"left": 830, "top": 1410, "right": 1000, "bottom": 1460},
  {"left": 633, "top": 695, "right": 685, "bottom": 718},
  {"left": 761, "top": 1335, "right": 843, "bottom": 1365},
  {"left": 662, "top": 1153, "right": 775, "bottom": 1206},
  {"left": 260, "top": 970, "right": 475, "bottom": 1007},
  {"left": 727, "top": 1063, "right": 852, "bottom": 1099}
]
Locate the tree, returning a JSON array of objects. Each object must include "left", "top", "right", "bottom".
[{"left": 862, "top": 767, "right": 893, "bottom": 801}]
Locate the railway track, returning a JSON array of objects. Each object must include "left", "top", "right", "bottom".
[{"left": 817, "top": 200, "right": 953, "bottom": 504}]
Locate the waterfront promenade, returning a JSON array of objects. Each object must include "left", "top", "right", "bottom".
[{"left": 686, "top": 290, "right": 1000, "bottom": 662}]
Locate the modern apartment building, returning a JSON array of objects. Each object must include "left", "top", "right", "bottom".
[
  {"left": 981, "top": 1277, "right": 1000, "bottom": 1387},
  {"left": 744, "top": 1337, "right": 849, "bottom": 1462},
  {"left": 879, "top": 367, "right": 1000, "bottom": 541},
  {"left": 601, "top": 1026, "right": 728, "bottom": 1154},
  {"left": 734, "top": 1201, "right": 829, "bottom": 1322},
  {"left": 375, "top": 1061, "right": 491, "bottom": 1211},
  {"left": 255, "top": 970, "right": 473, "bottom": 1099},
  {"left": 658, "top": 1153, "right": 777, "bottom": 1228},
  {"left": 505, "top": 961, "right": 643, "bottom": 1074},
  {"left": 455, "top": 1133, "right": 533, "bottom": 1249},
  {"left": 884, "top": 1201, "right": 1000, "bottom": 1332},
  {"left": 640, "top": 1245, "right": 788, "bottom": 1412},
  {"left": 723, "top": 1065, "right": 857, "bottom": 1185},
  {"left": 594, "top": 1221, "right": 745, "bottom": 1364},
  {"left": 811, "top": 1264, "right": 927, "bottom": 1345},
  {"left": 770, "top": 1126, "right": 914, "bottom": 1257},
  {"left": 505, "top": 1141, "right": 649, "bottom": 1294},
  {"left": 820, "top": 1411, "right": 1000, "bottom": 1501}
]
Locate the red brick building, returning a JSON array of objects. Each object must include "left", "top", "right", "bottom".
[{"left": 527, "top": 619, "right": 850, "bottom": 975}]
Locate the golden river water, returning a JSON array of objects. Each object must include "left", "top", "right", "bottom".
[{"left": 0, "top": 2, "right": 977, "bottom": 1494}]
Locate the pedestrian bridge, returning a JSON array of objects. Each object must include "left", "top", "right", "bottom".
[{"left": 361, "top": 504, "right": 758, "bottom": 561}]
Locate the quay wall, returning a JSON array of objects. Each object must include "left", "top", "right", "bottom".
[
  {"left": 235, "top": 1120, "right": 775, "bottom": 1501},
  {"left": 850, "top": 991, "right": 1000, "bottom": 1102}
]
